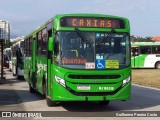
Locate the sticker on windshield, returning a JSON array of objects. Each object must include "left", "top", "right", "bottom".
[
  {"left": 85, "top": 62, "right": 95, "bottom": 69},
  {"left": 96, "top": 55, "right": 103, "bottom": 59},
  {"left": 96, "top": 59, "right": 105, "bottom": 69},
  {"left": 96, "top": 33, "right": 100, "bottom": 38},
  {"left": 106, "top": 60, "right": 119, "bottom": 69},
  {"left": 62, "top": 57, "right": 87, "bottom": 64}
]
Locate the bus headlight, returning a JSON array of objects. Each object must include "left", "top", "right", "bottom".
[
  {"left": 123, "top": 76, "right": 131, "bottom": 86},
  {"left": 55, "top": 76, "right": 66, "bottom": 87}
]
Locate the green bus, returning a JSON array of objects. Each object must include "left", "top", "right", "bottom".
[
  {"left": 24, "top": 14, "right": 131, "bottom": 106},
  {"left": 131, "top": 42, "right": 160, "bottom": 69}
]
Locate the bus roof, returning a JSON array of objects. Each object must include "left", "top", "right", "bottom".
[
  {"left": 131, "top": 42, "right": 160, "bottom": 46},
  {"left": 25, "top": 13, "right": 130, "bottom": 39},
  {"left": 54, "top": 13, "right": 128, "bottom": 20},
  {"left": 4, "top": 48, "right": 11, "bottom": 50}
]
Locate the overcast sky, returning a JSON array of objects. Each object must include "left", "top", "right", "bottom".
[{"left": 0, "top": 0, "right": 160, "bottom": 38}]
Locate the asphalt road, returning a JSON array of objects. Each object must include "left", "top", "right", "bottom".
[{"left": 0, "top": 68, "right": 160, "bottom": 120}]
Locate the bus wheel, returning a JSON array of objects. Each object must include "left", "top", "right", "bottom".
[
  {"left": 29, "top": 84, "right": 35, "bottom": 93},
  {"left": 98, "top": 100, "right": 110, "bottom": 105},
  {"left": 18, "top": 75, "right": 21, "bottom": 80},
  {"left": 46, "top": 97, "right": 57, "bottom": 107},
  {"left": 155, "top": 62, "right": 160, "bottom": 69},
  {"left": 13, "top": 73, "right": 16, "bottom": 76}
]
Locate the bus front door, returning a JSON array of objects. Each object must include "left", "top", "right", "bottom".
[{"left": 131, "top": 47, "right": 139, "bottom": 68}]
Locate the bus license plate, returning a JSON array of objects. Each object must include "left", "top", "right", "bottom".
[{"left": 77, "top": 85, "right": 90, "bottom": 90}]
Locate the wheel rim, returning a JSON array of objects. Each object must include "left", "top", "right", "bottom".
[{"left": 157, "top": 64, "right": 160, "bottom": 69}]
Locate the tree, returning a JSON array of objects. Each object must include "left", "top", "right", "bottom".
[{"left": 130, "top": 35, "right": 153, "bottom": 42}]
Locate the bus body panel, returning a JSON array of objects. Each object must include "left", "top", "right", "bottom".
[
  {"left": 36, "top": 56, "right": 47, "bottom": 94},
  {"left": 48, "top": 65, "right": 131, "bottom": 101},
  {"left": 12, "top": 57, "right": 16, "bottom": 75},
  {"left": 132, "top": 55, "right": 147, "bottom": 68},
  {"left": 51, "top": 82, "right": 131, "bottom": 101},
  {"left": 24, "top": 57, "right": 32, "bottom": 81}
]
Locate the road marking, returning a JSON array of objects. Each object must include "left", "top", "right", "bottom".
[{"left": 132, "top": 84, "right": 160, "bottom": 91}]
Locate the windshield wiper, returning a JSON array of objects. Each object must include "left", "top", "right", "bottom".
[
  {"left": 74, "top": 27, "right": 92, "bottom": 46},
  {"left": 107, "top": 29, "right": 116, "bottom": 37}
]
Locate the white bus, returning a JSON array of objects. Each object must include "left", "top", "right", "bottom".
[
  {"left": 11, "top": 38, "right": 24, "bottom": 79},
  {"left": 3, "top": 48, "right": 11, "bottom": 69},
  {"left": 131, "top": 42, "right": 160, "bottom": 69}
]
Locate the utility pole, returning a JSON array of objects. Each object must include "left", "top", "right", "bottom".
[{"left": 0, "top": 39, "right": 4, "bottom": 80}]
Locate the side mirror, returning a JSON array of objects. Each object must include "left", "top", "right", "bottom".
[{"left": 48, "top": 37, "right": 53, "bottom": 51}]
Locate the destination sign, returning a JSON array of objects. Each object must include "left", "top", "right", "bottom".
[{"left": 60, "top": 17, "right": 125, "bottom": 28}]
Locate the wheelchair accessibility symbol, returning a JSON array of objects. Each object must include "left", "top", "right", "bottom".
[{"left": 96, "top": 59, "right": 105, "bottom": 69}]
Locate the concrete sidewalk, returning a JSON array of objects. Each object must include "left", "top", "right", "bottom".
[{"left": 0, "top": 68, "right": 25, "bottom": 111}]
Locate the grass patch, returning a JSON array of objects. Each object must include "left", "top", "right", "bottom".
[{"left": 132, "top": 69, "right": 160, "bottom": 89}]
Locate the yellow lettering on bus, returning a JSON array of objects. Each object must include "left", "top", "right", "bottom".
[
  {"left": 100, "top": 20, "right": 105, "bottom": 27},
  {"left": 94, "top": 20, "right": 97, "bottom": 27},
  {"left": 79, "top": 19, "right": 84, "bottom": 26},
  {"left": 86, "top": 20, "right": 91, "bottom": 27},
  {"left": 107, "top": 20, "right": 112, "bottom": 27},
  {"left": 72, "top": 19, "right": 77, "bottom": 26}
]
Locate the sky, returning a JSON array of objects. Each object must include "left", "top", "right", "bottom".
[{"left": 0, "top": 0, "right": 160, "bottom": 38}]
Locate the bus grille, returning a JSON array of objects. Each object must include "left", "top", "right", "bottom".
[
  {"left": 68, "top": 75, "right": 121, "bottom": 79},
  {"left": 67, "top": 86, "right": 122, "bottom": 96}
]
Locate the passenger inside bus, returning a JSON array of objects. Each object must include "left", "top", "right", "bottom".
[{"left": 104, "top": 39, "right": 125, "bottom": 64}]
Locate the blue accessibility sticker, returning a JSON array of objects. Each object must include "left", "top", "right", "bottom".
[
  {"left": 96, "top": 59, "right": 105, "bottom": 69},
  {"left": 96, "top": 33, "right": 100, "bottom": 38}
]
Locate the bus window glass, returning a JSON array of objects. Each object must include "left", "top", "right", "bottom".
[
  {"left": 54, "top": 32, "right": 130, "bottom": 69},
  {"left": 152, "top": 46, "right": 160, "bottom": 54},
  {"left": 37, "top": 31, "right": 42, "bottom": 55},
  {"left": 140, "top": 46, "right": 151, "bottom": 54},
  {"left": 131, "top": 47, "right": 139, "bottom": 56},
  {"left": 29, "top": 37, "right": 32, "bottom": 55},
  {"left": 42, "top": 28, "right": 47, "bottom": 55},
  {"left": 20, "top": 41, "right": 24, "bottom": 55}
]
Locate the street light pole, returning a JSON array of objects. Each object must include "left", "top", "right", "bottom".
[
  {"left": 1, "top": 39, "right": 4, "bottom": 80},
  {"left": 0, "top": 20, "right": 9, "bottom": 81}
]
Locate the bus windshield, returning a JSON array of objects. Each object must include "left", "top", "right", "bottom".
[
  {"left": 20, "top": 41, "right": 24, "bottom": 55},
  {"left": 54, "top": 31, "right": 130, "bottom": 69}
]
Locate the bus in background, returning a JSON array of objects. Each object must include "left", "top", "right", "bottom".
[
  {"left": 3, "top": 48, "right": 11, "bottom": 69},
  {"left": 131, "top": 42, "right": 160, "bottom": 69},
  {"left": 24, "top": 14, "right": 131, "bottom": 106},
  {"left": 11, "top": 37, "right": 24, "bottom": 79}
]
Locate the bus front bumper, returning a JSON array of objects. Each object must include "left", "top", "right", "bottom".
[{"left": 51, "top": 82, "right": 131, "bottom": 101}]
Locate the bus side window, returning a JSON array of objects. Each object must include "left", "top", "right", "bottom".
[
  {"left": 135, "top": 48, "right": 139, "bottom": 56},
  {"left": 37, "top": 32, "right": 41, "bottom": 55},
  {"left": 146, "top": 48, "right": 151, "bottom": 54},
  {"left": 140, "top": 46, "right": 151, "bottom": 54},
  {"left": 152, "top": 46, "right": 160, "bottom": 54},
  {"left": 132, "top": 48, "right": 139, "bottom": 56}
]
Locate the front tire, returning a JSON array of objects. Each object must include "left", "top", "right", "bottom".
[
  {"left": 98, "top": 100, "right": 110, "bottom": 105},
  {"left": 18, "top": 75, "right": 21, "bottom": 80},
  {"left": 46, "top": 97, "right": 57, "bottom": 107},
  {"left": 29, "top": 84, "right": 35, "bottom": 93},
  {"left": 13, "top": 72, "right": 16, "bottom": 76}
]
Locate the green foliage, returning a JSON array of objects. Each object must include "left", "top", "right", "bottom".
[{"left": 130, "top": 35, "right": 152, "bottom": 42}]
